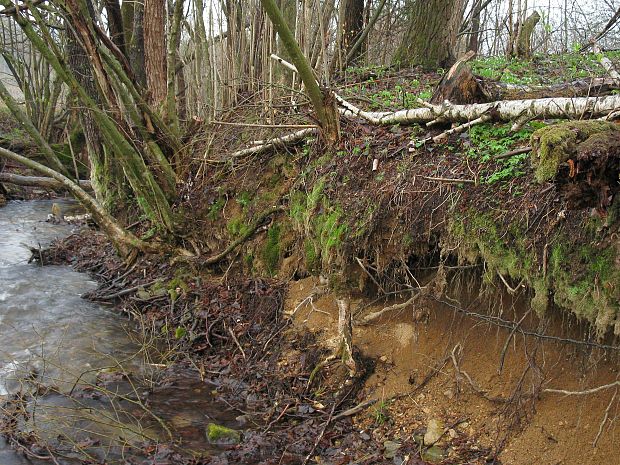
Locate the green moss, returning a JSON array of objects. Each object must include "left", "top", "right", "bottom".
[
  {"left": 530, "top": 121, "right": 618, "bottom": 182},
  {"left": 236, "top": 191, "right": 252, "bottom": 209},
  {"left": 227, "top": 216, "right": 251, "bottom": 238},
  {"left": 449, "top": 210, "right": 619, "bottom": 335},
  {"left": 304, "top": 239, "right": 320, "bottom": 272},
  {"left": 261, "top": 224, "right": 281, "bottom": 276},
  {"left": 549, "top": 241, "right": 620, "bottom": 334},
  {"left": 206, "top": 423, "right": 241, "bottom": 445},
  {"left": 531, "top": 278, "right": 549, "bottom": 317},
  {"left": 290, "top": 178, "right": 347, "bottom": 272}
]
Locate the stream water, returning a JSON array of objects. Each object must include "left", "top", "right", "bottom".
[{"left": 0, "top": 200, "right": 238, "bottom": 464}]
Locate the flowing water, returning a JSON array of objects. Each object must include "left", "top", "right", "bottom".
[{"left": 0, "top": 200, "right": 238, "bottom": 464}]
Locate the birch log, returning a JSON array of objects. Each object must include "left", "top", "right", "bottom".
[
  {"left": 338, "top": 93, "right": 620, "bottom": 125},
  {"left": 271, "top": 54, "right": 620, "bottom": 126}
]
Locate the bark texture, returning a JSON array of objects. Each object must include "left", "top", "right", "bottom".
[
  {"left": 144, "top": 0, "right": 167, "bottom": 105},
  {"left": 394, "top": 0, "right": 465, "bottom": 70},
  {"left": 339, "top": 0, "right": 365, "bottom": 65},
  {"left": 103, "top": 0, "right": 126, "bottom": 55},
  {"left": 515, "top": 11, "right": 540, "bottom": 58}
]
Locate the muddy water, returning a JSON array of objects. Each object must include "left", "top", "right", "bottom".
[{"left": 0, "top": 200, "right": 238, "bottom": 464}]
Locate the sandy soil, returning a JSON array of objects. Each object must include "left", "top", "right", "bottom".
[{"left": 286, "top": 276, "right": 620, "bottom": 465}]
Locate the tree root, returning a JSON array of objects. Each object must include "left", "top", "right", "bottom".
[{"left": 357, "top": 292, "right": 421, "bottom": 325}]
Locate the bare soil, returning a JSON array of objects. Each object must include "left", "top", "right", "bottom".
[{"left": 287, "top": 276, "right": 620, "bottom": 465}]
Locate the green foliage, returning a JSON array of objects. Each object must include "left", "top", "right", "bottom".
[
  {"left": 549, "top": 241, "right": 620, "bottom": 334},
  {"left": 227, "top": 216, "right": 251, "bottom": 238},
  {"left": 290, "top": 179, "right": 347, "bottom": 272},
  {"left": 371, "top": 400, "right": 391, "bottom": 426},
  {"left": 467, "top": 122, "right": 544, "bottom": 184},
  {"left": 471, "top": 51, "right": 620, "bottom": 85},
  {"left": 207, "top": 197, "right": 226, "bottom": 221},
  {"left": 261, "top": 224, "right": 281, "bottom": 276},
  {"left": 449, "top": 210, "right": 619, "bottom": 336},
  {"left": 236, "top": 191, "right": 253, "bottom": 209}
]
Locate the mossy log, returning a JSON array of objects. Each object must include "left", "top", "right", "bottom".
[{"left": 532, "top": 121, "right": 620, "bottom": 210}]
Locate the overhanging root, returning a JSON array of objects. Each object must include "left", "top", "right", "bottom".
[{"left": 357, "top": 291, "right": 421, "bottom": 325}]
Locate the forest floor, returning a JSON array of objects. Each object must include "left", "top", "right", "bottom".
[{"left": 2, "top": 51, "right": 620, "bottom": 464}]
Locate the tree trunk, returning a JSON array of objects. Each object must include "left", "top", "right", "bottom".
[
  {"left": 394, "top": 0, "right": 465, "bottom": 70},
  {"left": 514, "top": 11, "right": 540, "bottom": 58},
  {"left": 261, "top": 0, "right": 340, "bottom": 143},
  {"left": 103, "top": 0, "right": 126, "bottom": 56},
  {"left": 66, "top": 4, "right": 125, "bottom": 211},
  {"left": 125, "top": 0, "right": 146, "bottom": 87},
  {"left": 0, "top": 172, "right": 92, "bottom": 190},
  {"left": 339, "top": 92, "right": 620, "bottom": 126},
  {"left": 337, "top": 0, "right": 365, "bottom": 68},
  {"left": 166, "top": 0, "right": 184, "bottom": 132},
  {"left": 144, "top": 0, "right": 167, "bottom": 105},
  {"left": 467, "top": 0, "right": 483, "bottom": 53}
]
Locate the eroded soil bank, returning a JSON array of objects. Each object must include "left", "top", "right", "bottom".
[{"left": 20, "top": 227, "right": 619, "bottom": 465}]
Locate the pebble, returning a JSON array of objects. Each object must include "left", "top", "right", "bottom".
[
  {"left": 380, "top": 355, "right": 389, "bottom": 363},
  {"left": 443, "top": 389, "right": 454, "bottom": 399},
  {"left": 424, "top": 419, "right": 445, "bottom": 445},
  {"left": 448, "top": 428, "right": 458, "bottom": 439}
]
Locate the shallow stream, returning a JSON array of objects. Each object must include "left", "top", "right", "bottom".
[{"left": 0, "top": 200, "right": 238, "bottom": 464}]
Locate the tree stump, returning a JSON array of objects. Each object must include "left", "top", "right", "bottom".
[{"left": 430, "top": 50, "right": 490, "bottom": 104}]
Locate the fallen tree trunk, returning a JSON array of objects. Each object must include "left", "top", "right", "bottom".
[
  {"left": 483, "top": 77, "right": 620, "bottom": 101},
  {"left": 0, "top": 173, "right": 92, "bottom": 190},
  {"left": 271, "top": 54, "right": 620, "bottom": 127},
  {"left": 338, "top": 92, "right": 620, "bottom": 125}
]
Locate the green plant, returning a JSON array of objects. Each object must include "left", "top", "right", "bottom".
[
  {"left": 371, "top": 400, "right": 391, "bottom": 426},
  {"left": 207, "top": 197, "right": 225, "bottom": 220},
  {"left": 261, "top": 224, "right": 281, "bottom": 276},
  {"left": 467, "top": 121, "right": 545, "bottom": 183},
  {"left": 236, "top": 191, "right": 252, "bottom": 209}
]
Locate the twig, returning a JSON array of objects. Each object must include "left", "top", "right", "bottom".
[
  {"left": 202, "top": 206, "right": 284, "bottom": 265},
  {"left": 357, "top": 292, "right": 420, "bottom": 325},
  {"left": 227, "top": 128, "right": 317, "bottom": 159},
  {"left": 497, "top": 272, "right": 524, "bottom": 295},
  {"left": 262, "top": 403, "right": 291, "bottom": 433},
  {"left": 332, "top": 398, "right": 378, "bottom": 420},
  {"left": 420, "top": 175, "right": 475, "bottom": 184},
  {"left": 96, "top": 279, "right": 161, "bottom": 300},
  {"left": 494, "top": 146, "right": 532, "bottom": 160},
  {"left": 227, "top": 326, "right": 247, "bottom": 360},
  {"left": 212, "top": 120, "right": 318, "bottom": 129},
  {"left": 432, "top": 114, "right": 492, "bottom": 143},
  {"left": 355, "top": 257, "right": 386, "bottom": 294}
]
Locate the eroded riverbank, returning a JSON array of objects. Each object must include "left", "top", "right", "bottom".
[{"left": 22, "top": 222, "right": 620, "bottom": 465}]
